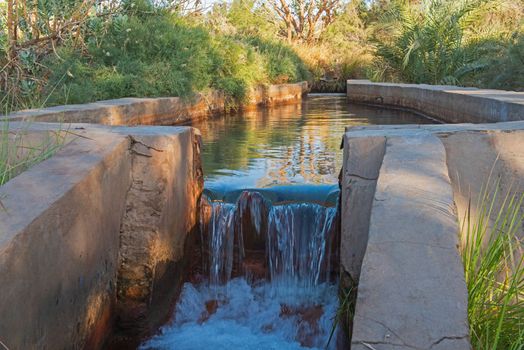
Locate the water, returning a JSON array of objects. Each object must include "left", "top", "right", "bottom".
[
  {"left": 143, "top": 192, "right": 340, "bottom": 350},
  {"left": 141, "top": 95, "right": 433, "bottom": 349},
  {"left": 266, "top": 202, "right": 338, "bottom": 288},
  {"left": 190, "top": 94, "right": 433, "bottom": 192},
  {"left": 141, "top": 278, "right": 338, "bottom": 350}
]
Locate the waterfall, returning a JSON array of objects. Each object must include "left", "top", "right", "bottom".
[
  {"left": 267, "top": 203, "right": 337, "bottom": 289},
  {"left": 207, "top": 202, "right": 236, "bottom": 286},
  {"left": 201, "top": 190, "right": 339, "bottom": 287},
  {"left": 142, "top": 191, "right": 341, "bottom": 350}
]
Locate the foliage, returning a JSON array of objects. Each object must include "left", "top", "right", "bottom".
[
  {"left": 243, "top": 36, "right": 310, "bottom": 83},
  {"left": 1, "top": 0, "right": 523, "bottom": 113},
  {"left": 1, "top": 2, "right": 311, "bottom": 111},
  {"left": 308, "top": 1, "right": 373, "bottom": 91},
  {"left": 0, "top": 120, "right": 67, "bottom": 186},
  {"left": 373, "top": 0, "right": 480, "bottom": 84},
  {"left": 473, "top": 33, "right": 524, "bottom": 90},
  {"left": 370, "top": 0, "right": 523, "bottom": 88},
  {"left": 44, "top": 13, "right": 219, "bottom": 104},
  {"left": 461, "top": 183, "right": 524, "bottom": 350},
  {"left": 215, "top": 0, "right": 278, "bottom": 39},
  {"left": 265, "top": 0, "right": 344, "bottom": 43}
]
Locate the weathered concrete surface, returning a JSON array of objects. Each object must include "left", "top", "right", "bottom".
[
  {"left": 344, "top": 121, "right": 524, "bottom": 241},
  {"left": 6, "top": 82, "right": 308, "bottom": 126},
  {"left": 340, "top": 136, "right": 385, "bottom": 281},
  {"left": 115, "top": 127, "right": 203, "bottom": 340},
  {"left": 342, "top": 121, "right": 524, "bottom": 349},
  {"left": 346, "top": 133, "right": 470, "bottom": 350},
  {"left": 245, "top": 82, "right": 308, "bottom": 107},
  {"left": 0, "top": 128, "right": 130, "bottom": 349},
  {"left": 347, "top": 80, "right": 524, "bottom": 123},
  {"left": 441, "top": 130, "right": 524, "bottom": 242},
  {"left": 0, "top": 124, "right": 202, "bottom": 349}
]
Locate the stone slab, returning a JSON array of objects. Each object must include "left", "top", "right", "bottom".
[
  {"left": 6, "top": 82, "right": 308, "bottom": 126},
  {"left": 348, "top": 134, "right": 470, "bottom": 350},
  {"left": 340, "top": 135, "right": 386, "bottom": 281},
  {"left": 347, "top": 80, "right": 524, "bottom": 123},
  {"left": 0, "top": 127, "right": 131, "bottom": 349},
  {"left": 0, "top": 123, "right": 202, "bottom": 349}
]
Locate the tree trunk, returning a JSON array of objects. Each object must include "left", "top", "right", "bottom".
[
  {"left": 286, "top": 14, "right": 293, "bottom": 42},
  {"left": 7, "top": 0, "right": 17, "bottom": 60}
]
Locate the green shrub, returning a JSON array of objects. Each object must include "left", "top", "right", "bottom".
[
  {"left": 374, "top": 0, "right": 480, "bottom": 84},
  {"left": 371, "top": 0, "right": 523, "bottom": 89},
  {"left": 44, "top": 13, "right": 216, "bottom": 105},
  {"left": 37, "top": 8, "right": 310, "bottom": 108},
  {"left": 461, "top": 184, "right": 524, "bottom": 349},
  {"left": 223, "top": 0, "right": 279, "bottom": 39},
  {"left": 476, "top": 33, "right": 524, "bottom": 91},
  {"left": 209, "top": 36, "right": 266, "bottom": 102},
  {"left": 243, "top": 36, "right": 310, "bottom": 83}
]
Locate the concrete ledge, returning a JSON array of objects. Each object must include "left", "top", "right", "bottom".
[
  {"left": 6, "top": 82, "right": 308, "bottom": 126},
  {"left": 343, "top": 131, "right": 470, "bottom": 350},
  {"left": 344, "top": 122, "right": 524, "bottom": 240},
  {"left": 115, "top": 126, "right": 203, "bottom": 340},
  {"left": 0, "top": 124, "right": 202, "bottom": 349},
  {"left": 347, "top": 80, "right": 524, "bottom": 123},
  {"left": 342, "top": 121, "right": 524, "bottom": 349},
  {"left": 340, "top": 136, "right": 385, "bottom": 281}
]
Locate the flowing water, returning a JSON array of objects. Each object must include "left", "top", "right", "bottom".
[{"left": 141, "top": 94, "right": 434, "bottom": 349}]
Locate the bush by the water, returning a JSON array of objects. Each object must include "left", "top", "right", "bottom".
[
  {"left": 370, "top": 0, "right": 523, "bottom": 88},
  {"left": 1, "top": 1, "right": 310, "bottom": 111},
  {"left": 1, "top": 0, "right": 522, "bottom": 112}
]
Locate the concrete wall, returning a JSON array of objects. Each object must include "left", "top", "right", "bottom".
[
  {"left": 347, "top": 80, "right": 524, "bottom": 123},
  {"left": 0, "top": 124, "right": 202, "bottom": 349},
  {"left": 441, "top": 129, "right": 524, "bottom": 240},
  {"left": 0, "top": 81, "right": 307, "bottom": 349},
  {"left": 6, "top": 82, "right": 308, "bottom": 126},
  {"left": 341, "top": 121, "right": 524, "bottom": 350}
]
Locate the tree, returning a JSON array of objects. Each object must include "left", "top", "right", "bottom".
[{"left": 265, "top": 0, "right": 344, "bottom": 43}]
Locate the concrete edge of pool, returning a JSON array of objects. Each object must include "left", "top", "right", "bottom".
[
  {"left": 5, "top": 82, "right": 308, "bottom": 126},
  {"left": 344, "top": 81, "right": 524, "bottom": 350},
  {"left": 0, "top": 81, "right": 523, "bottom": 349},
  {"left": 347, "top": 79, "right": 524, "bottom": 123},
  {"left": 0, "top": 124, "right": 203, "bottom": 348}
]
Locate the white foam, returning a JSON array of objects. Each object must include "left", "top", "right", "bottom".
[{"left": 141, "top": 278, "right": 339, "bottom": 350}]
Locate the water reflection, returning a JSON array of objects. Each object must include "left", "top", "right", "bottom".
[{"left": 186, "top": 94, "right": 433, "bottom": 192}]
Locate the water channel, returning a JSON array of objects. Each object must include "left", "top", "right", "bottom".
[{"left": 140, "top": 94, "right": 434, "bottom": 349}]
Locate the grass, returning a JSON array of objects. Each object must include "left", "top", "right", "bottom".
[
  {"left": 0, "top": 119, "right": 68, "bottom": 187},
  {"left": 326, "top": 272, "right": 357, "bottom": 348},
  {"left": 1, "top": 6, "right": 311, "bottom": 113},
  {"left": 460, "top": 182, "right": 524, "bottom": 349}
]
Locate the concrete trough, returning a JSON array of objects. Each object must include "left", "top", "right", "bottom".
[
  {"left": 0, "top": 124, "right": 203, "bottom": 349},
  {"left": 6, "top": 82, "right": 308, "bottom": 126},
  {"left": 0, "top": 82, "right": 309, "bottom": 349},
  {"left": 341, "top": 121, "right": 524, "bottom": 348},
  {"left": 347, "top": 80, "right": 524, "bottom": 123},
  {"left": 1, "top": 79, "right": 524, "bottom": 349}
]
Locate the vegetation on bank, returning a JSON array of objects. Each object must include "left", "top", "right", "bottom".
[
  {"left": 461, "top": 184, "right": 524, "bottom": 350},
  {"left": 1, "top": 0, "right": 311, "bottom": 112},
  {"left": 0, "top": 0, "right": 522, "bottom": 112},
  {"left": 372, "top": 0, "right": 524, "bottom": 88},
  {"left": 0, "top": 121, "right": 67, "bottom": 186}
]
